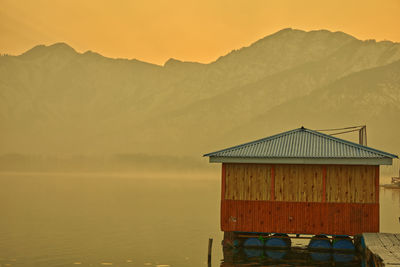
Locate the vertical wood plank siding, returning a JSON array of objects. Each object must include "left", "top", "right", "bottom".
[
  {"left": 322, "top": 166, "right": 327, "bottom": 202},
  {"left": 221, "top": 163, "right": 226, "bottom": 201},
  {"left": 375, "top": 165, "right": 380, "bottom": 232},
  {"left": 224, "top": 163, "right": 377, "bottom": 204},
  {"left": 326, "top": 165, "right": 376, "bottom": 203},
  {"left": 221, "top": 163, "right": 380, "bottom": 235},
  {"left": 375, "top": 166, "right": 380, "bottom": 203},
  {"left": 225, "top": 163, "right": 271, "bottom": 200},
  {"left": 270, "top": 166, "right": 275, "bottom": 201},
  {"left": 275, "top": 164, "right": 323, "bottom": 202},
  {"left": 221, "top": 200, "right": 379, "bottom": 235}
]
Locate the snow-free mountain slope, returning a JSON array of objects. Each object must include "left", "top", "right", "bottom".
[{"left": 0, "top": 28, "right": 400, "bottom": 157}]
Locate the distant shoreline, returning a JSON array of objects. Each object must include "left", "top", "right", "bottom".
[{"left": 0, "top": 169, "right": 220, "bottom": 179}]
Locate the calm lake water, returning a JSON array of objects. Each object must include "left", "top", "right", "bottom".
[{"left": 0, "top": 172, "right": 399, "bottom": 267}]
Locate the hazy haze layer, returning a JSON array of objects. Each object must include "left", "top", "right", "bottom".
[{"left": 1, "top": 28, "right": 400, "bottom": 168}]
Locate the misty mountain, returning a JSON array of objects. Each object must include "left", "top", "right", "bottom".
[
  {"left": 223, "top": 59, "right": 400, "bottom": 152},
  {"left": 1, "top": 28, "right": 400, "bottom": 159}
]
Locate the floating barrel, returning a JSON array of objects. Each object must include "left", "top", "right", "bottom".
[
  {"left": 265, "top": 249, "right": 287, "bottom": 260},
  {"left": 243, "top": 237, "right": 263, "bottom": 248},
  {"left": 222, "top": 246, "right": 243, "bottom": 263},
  {"left": 222, "top": 239, "right": 241, "bottom": 248},
  {"left": 232, "top": 239, "right": 241, "bottom": 248},
  {"left": 332, "top": 236, "right": 355, "bottom": 251},
  {"left": 243, "top": 248, "right": 263, "bottom": 258},
  {"left": 232, "top": 247, "right": 241, "bottom": 255},
  {"left": 243, "top": 237, "right": 263, "bottom": 258},
  {"left": 308, "top": 235, "right": 332, "bottom": 250},
  {"left": 310, "top": 252, "right": 332, "bottom": 262},
  {"left": 222, "top": 233, "right": 241, "bottom": 248},
  {"left": 265, "top": 234, "right": 291, "bottom": 248},
  {"left": 333, "top": 252, "right": 356, "bottom": 262},
  {"left": 360, "top": 236, "right": 366, "bottom": 249},
  {"left": 361, "top": 258, "right": 367, "bottom": 267}
]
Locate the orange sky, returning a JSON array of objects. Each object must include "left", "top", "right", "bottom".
[{"left": 1, "top": 0, "right": 400, "bottom": 65}]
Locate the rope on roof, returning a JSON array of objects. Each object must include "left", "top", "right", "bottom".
[
  {"left": 330, "top": 129, "right": 360, "bottom": 136},
  {"left": 314, "top": 125, "right": 367, "bottom": 145},
  {"left": 314, "top": 125, "right": 365, "bottom": 131}
]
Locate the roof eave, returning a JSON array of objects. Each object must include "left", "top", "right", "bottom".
[
  {"left": 203, "top": 128, "right": 398, "bottom": 159},
  {"left": 209, "top": 156, "right": 393, "bottom": 165}
]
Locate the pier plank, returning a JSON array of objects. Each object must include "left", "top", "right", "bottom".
[
  {"left": 363, "top": 233, "right": 400, "bottom": 266},
  {"left": 364, "top": 233, "right": 383, "bottom": 246},
  {"left": 385, "top": 233, "right": 400, "bottom": 247}
]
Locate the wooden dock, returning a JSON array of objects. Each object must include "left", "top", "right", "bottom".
[{"left": 362, "top": 233, "right": 400, "bottom": 266}]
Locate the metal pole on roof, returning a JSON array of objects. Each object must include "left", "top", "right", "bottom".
[
  {"left": 315, "top": 125, "right": 367, "bottom": 146},
  {"left": 363, "top": 125, "right": 367, "bottom": 146},
  {"left": 358, "top": 125, "right": 367, "bottom": 146}
]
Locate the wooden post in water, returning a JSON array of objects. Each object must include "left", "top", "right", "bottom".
[{"left": 208, "top": 238, "right": 213, "bottom": 265}]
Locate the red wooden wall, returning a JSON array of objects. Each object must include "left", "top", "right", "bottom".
[{"left": 221, "top": 200, "right": 379, "bottom": 235}]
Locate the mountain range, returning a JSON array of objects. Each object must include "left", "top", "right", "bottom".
[{"left": 1, "top": 28, "right": 400, "bottom": 164}]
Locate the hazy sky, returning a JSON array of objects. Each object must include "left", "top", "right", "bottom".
[{"left": 1, "top": 0, "right": 400, "bottom": 65}]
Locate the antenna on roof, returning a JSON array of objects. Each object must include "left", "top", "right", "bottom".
[{"left": 314, "top": 125, "right": 367, "bottom": 146}]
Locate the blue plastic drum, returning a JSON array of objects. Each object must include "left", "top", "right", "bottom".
[
  {"left": 243, "top": 248, "right": 263, "bottom": 258},
  {"left": 265, "top": 234, "right": 291, "bottom": 248},
  {"left": 308, "top": 235, "right": 332, "bottom": 250},
  {"left": 332, "top": 236, "right": 355, "bottom": 251},
  {"left": 243, "top": 237, "right": 263, "bottom": 247},
  {"left": 310, "top": 252, "right": 332, "bottom": 262},
  {"left": 333, "top": 252, "right": 356, "bottom": 262},
  {"left": 265, "top": 249, "right": 287, "bottom": 260}
]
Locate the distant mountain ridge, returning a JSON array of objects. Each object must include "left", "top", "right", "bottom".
[{"left": 1, "top": 28, "right": 400, "bottom": 159}]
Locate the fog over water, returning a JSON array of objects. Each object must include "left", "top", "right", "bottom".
[
  {"left": 0, "top": 172, "right": 222, "bottom": 267},
  {"left": 0, "top": 172, "right": 399, "bottom": 267}
]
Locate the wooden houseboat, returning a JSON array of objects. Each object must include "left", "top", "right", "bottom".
[{"left": 204, "top": 127, "right": 398, "bottom": 250}]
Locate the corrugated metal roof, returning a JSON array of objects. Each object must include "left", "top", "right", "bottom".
[{"left": 204, "top": 127, "right": 398, "bottom": 159}]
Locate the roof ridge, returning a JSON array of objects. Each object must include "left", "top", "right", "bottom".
[{"left": 203, "top": 127, "right": 302, "bottom": 157}]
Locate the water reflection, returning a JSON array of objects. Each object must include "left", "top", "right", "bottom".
[
  {"left": 380, "top": 187, "right": 400, "bottom": 232},
  {"left": 221, "top": 246, "right": 364, "bottom": 266}
]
